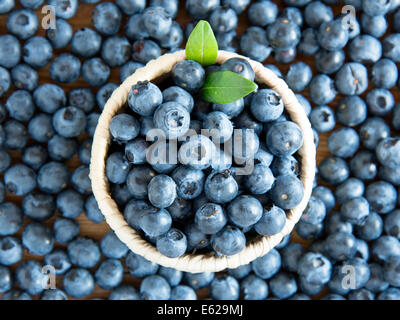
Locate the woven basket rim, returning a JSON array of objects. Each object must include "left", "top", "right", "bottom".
[{"left": 89, "top": 50, "right": 316, "bottom": 273}]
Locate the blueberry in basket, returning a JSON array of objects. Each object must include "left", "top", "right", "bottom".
[{"left": 104, "top": 21, "right": 305, "bottom": 259}]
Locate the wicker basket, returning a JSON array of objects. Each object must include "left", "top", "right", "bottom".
[{"left": 89, "top": 50, "right": 316, "bottom": 273}]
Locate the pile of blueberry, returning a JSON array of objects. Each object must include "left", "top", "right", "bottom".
[
  {"left": 0, "top": 0, "right": 400, "bottom": 301},
  {"left": 106, "top": 56, "right": 305, "bottom": 259}
]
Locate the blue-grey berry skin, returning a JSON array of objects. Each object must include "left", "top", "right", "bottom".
[
  {"left": 44, "top": 250, "right": 71, "bottom": 275},
  {"left": 310, "top": 105, "right": 336, "bottom": 133},
  {"left": 382, "top": 34, "right": 400, "bottom": 62},
  {"left": 372, "top": 59, "right": 398, "bottom": 89},
  {"left": 266, "top": 121, "right": 303, "bottom": 156},
  {"left": 227, "top": 264, "right": 251, "bottom": 280},
  {"left": 84, "top": 195, "right": 105, "bottom": 224},
  {"left": 101, "top": 35, "right": 131, "bottom": 68},
  {"left": 204, "top": 170, "right": 238, "bottom": 204},
  {"left": 184, "top": 272, "right": 215, "bottom": 290},
  {"left": 81, "top": 57, "right": 110, "bottom": 87},
  {"left": 91, "top": 2, "right": 122, "bottom": 35},
  {"left": 53, "top": 218, "right": 80, "bottom": 245},
  {"left": 361, "top": 13, "right": 388, "bottom": 38},
  {"left": 184, "top": 223, "right": 209, "bottom": 250},
  {"left": 363, "top": 0, "right": 391, "bottom": 16},
  {"left": 365, "top": 181, "right": 397, "bottom": 214},
  {"left": 156, "top": 228, "right": 187, "bottom": 258},
  {"left": 22, "top": 222, "right": 54, "bottom": 256},
  {"left": 109, "top": 284, "right": 141, "bottom": 300},
  {"left": 301, "top": 196, "right": 326, "bottom": 225},
  {"left": 325, "top": 231, "right": 358, "bottom": 262},
  {"left": 94, "top": 259, "right": 124, "bottom": 290},
  {"left": 315, "top": 49, "right": 345, "bottom": 74},
  {"left": 22, "top": 192, "right": 54, "bottom": 222},
  {"left": 15, "top": 260, "right": 47, "bottom": 295},
  {"left": 3, "top": 120, "right": 28, "bottom": 150},
  {"left": 6, "top": 9, "right": 38, "bottom": 40},
  {"left": 105, "top": 152, "right": 130, "bottom": 185},
  {"left": 1, "top": 290, "right": 32, "bottom": 300},
  {"left": 52, "top": 106, "right": 86, "bottom": 138},
  {"left": 48, "top": 0, "right": 78, "bottom": 19},
  {"left": 0, "top": 0, "right": 14, "bottom": 13},
  {"left": 251, "top": 249, "right": 281, "bottom": 280},
  {"left": 185, "top": 0, "right": 219, "bottom": 19},
  {"left": 244, "top": 164, "right": 275, "bottom": 195},
  {"left": 348, "top": 35, "right": 382, "bottom": 65},
  {"left": 172, "top": 60, "right": 205, "bottom": 93},
  {"left": 285, "top": 62, "right": 312, "bottom": 92},
  {"left": 116, "top": 0, "right": 145, "bottom": 15},
  {"left": 5, "top": 90, "right": 35, "bottom": 122},
  {"left": 0, "top": 266, "right": 12, "bottom": 294},
  {"left": 132, "top": 39, "right": 161, "bottom": 64},
  {"left": 336, "top": 96, "right": 367, "bottom": 127},
  {"left": 128, "top": 81, "right": 162, "bottom": 117},
  {"left": 203, "top": 111, "right": 233, "bottom": 143},
  {"left": 335, "top": 178, "right": 365, "bottom": 205},
  {"left": 124, "top": 13, "right": 149, "bottom": 40},
  {"left": 68, "top": 88, "right": 95, "bottom": 114},
  {"left": 147, "top": 174, "right": 177, "bottom": 209},
  {"left": 0, "top": 236, "right": 22, "bottom": 266},
  {"left": 240, "top": 27, "right": 272, "bottom": 62},
  {"left": 125, "top": 251, "right": 159, "bottom": 279},
  {"left": 0, "top": 35, "right": 20, "bottom": 69},
  {"left": 267, "top": 17, "right": 301, "bottom": 50},
  {"left": 298, "top": 252, "right": 332, "bottom": 285},
  {"left": 153, "top": 102, "right": 190, "bottom": 139},
  {"left": 158, "top": 266, "right": 182, "bottom": 287},
  {"left": 281, "top": 242, "right": 306, "bottom": 273},
  {"left": 227, "top": 195, "right": 263, "bottom": 228},
  {"left": 340, "top": 196, "right": 370, "bottom": 225},
  {"left": 304, "top": 1, "right": 333, "bottom": 27},
  {"left": 40, "top": 289, "right": 68, "bottom": 300},
  {"left": 171, "top": 166, "right": 205, "bottom": 200},
  {"left": 170, "top": 285, "right": 197, "bottom": 300},
  {"left": 298, "top": 28, "right": 319, "bottom": 56},
  {"left": 100, "top": 231, "right": 128, "bottom": 260},
  {"left": 355, "top": 212, "right": 383, "bottom": 241},
  {"left": 68, "top": 237, "right": 100, "bottom": 269},
  {"left": 365, "top": 263, "right": 389, "bottom": 293},
  {"left": 110, "top": 113, "right": 140, "bottom": 143},
  {"left": 139, "top": 207, "right": 172, "bottom": 238},
  {"left": 195, "top": 203, "right": 227, "bottom": 235},
  {"left": 312, "top": 186, "right": 336, "bottom": 213},
  {"left": 366, "top": 88, "right": 395, "bottom": 116},
  {"left": 254, "top": 205, "right": 286, "bottom": 236},
  {"left": 4, "top": 164, "right": 36, "bottom": 196},
  {"left": 124, "top": 138, "right": 149, "bottom": 165},
  {"left": 350, "top": 151, "right": 378, "bottom": 181},
  {"left": 46, "top": 18, "right": 73, "bottom": 49},
  {"left": 0, "top": 67, "right": 10, "bottom": 98},
  {"left": 240, "top": 274, "right": 268, "bottom": 300},
  {"left": 22, "top": 36, "right": 53, "bottom": 68},
  {"left": 163, "top": 86, "right": 194, "bottom": 113},
  {"left": 50, "top": 53, "right": 81, "bottom": 83},
  {"left": 11, "top": 64, "right": 38, "bottom": 91},
  {"left": 63, "top": 268, "right": 94, "bottom": 299},
  {"left": 120, "top": 61, "right": 144, "bottom": 82},
  {"left": 71, "top": 27, "right": 102, "bottom": 58},
  {"left": 383, "top": 257, "right": 400, "bottom": 287},
  {"left": 0, "top": 202, "right": 22, "bottom": 236},
  {"left": 376, "top": 137, "right": 400, "bottom": 169},
  {"left": 317, "top": 19, "right": 349, "bottom": 51},
  {"left": 250, "top": 89, "right": 284, "bottom": 123},
  {"left": 319, "top": 156, "right": 350, "bottom": 185},
  {"left": 309, "top": 74, "right": 337, "bottom": 105},
  {"left": 335, "top": 62, "right": 368, "bottom": 96},
  {"left": 142, "top": 6, "right": 172, "bottom": 39},
  {"left": 328, "top": 128, "right": 360, "bottom": 158},
  {"left": 212, "top": 98, "right": 244, "bottom": 119},
  {"left": 47, "top": 135, "right": 77, "bottom": 162},
  {"left": 372, "top": 236, "right": 400, "bottom": 263},
  {"left": 210, "top": 6, "right": 238, "bottom": 33},
  {"left": 210, "top": 275, "right": 240, "bottom": 300},
  {"left": 270, "top": 175, "right": 304, "bottom": 209},
  {"left": 270, "top": 155, "right": 300, "bottom": 177},
  {"left": 248, "top": 0, "right": 277, "bottom": 26},
  {"left": 126, "top": 166, "right": 155, "bottom": 200},
  {"left": 33, "top": 83, "right": 66, "bottom": 114},
  {"left": 384, "top": 210, "right": 400, "bottom": 239},
  {"left": 140, "top": 275, "right": 171, "bottom": 300}
]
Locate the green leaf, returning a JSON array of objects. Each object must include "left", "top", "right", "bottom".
[
  {"left": 185, "top": 20, "right": 218, "bottom": 66},
  {"left": 201, "top": 71, "right": 258, "bottom": 104}
]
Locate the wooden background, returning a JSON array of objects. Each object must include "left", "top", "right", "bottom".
[{"left": 0, "top": 0, "right": 398, "bottom": 300}]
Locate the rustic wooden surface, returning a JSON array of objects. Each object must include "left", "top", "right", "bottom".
[{"left": 0, "top": 0, "right": 398, "bottom": 300}]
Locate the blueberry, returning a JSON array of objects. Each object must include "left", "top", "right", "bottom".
[
  {"left": 63, "top": 268, "right": 94, "bottom": 298},
  {"left": 20, "top": 0, "right": 43, "bottom": 9},
  {"left": 359, "top": 117, "right": 390, "bottom": 150},
  {"left": 184, "top": 271, "right": 215, "bottom": 290},
  {"left": 44, "top": 249, "right": 71, "bottom": 275},
  {"left": 40, "top": 289, "right": 68, "bottom": 300},
  {"left": 141, "top": 6, "right": 172, "bottom": 40},
  {"left": 86, "top": 112, "right": 99, "bottom": 137},
  {"left": 71, "top": 27, "right": 102, "bottom": 58},
  {"left": 304, "top": 1, "right": 333, "bottom": 27},
  {"left": 274, "top": 46, "right": 297, "bottom": 64},
  {"left": 382, "top": 34, "right": 400, "bottom": 62},
  {"left": 363, "top": 0, "right": 391, "bottom": 15},
  {"left": 317, "top": 19, "right": 349, "bottom": 51},
  {"left": 37, "top": 162, "right": 69, "bottom": 194},
  {"left": 0, "top": 68, "right": 10, "bottom": 99},
  {"left": 185, "top": 0, "right": 219, "bottom": 19},
  {"left": 127, "top": 81, "right": 162, "bottom": 118},
  {"left": 46, "top": 18, "right": 73, "bottom": 49},
  {"left": 309, "top": 74, "right": 337, "bottom": 105},
  {"left": 0, "top": 266, "right": 12, "bottom": 294},
  {"left": 0, "top": 35, "right": 20, "bottom": 69},
  {"left": 251, "top": 249, "right": 281, "bottom": 280},
  {"left": 250, "top": 89, "right": 284, "bottom": 123},
  {"left": 248, "top": 0, "right": 277, "bottom": 27},
  {"left": 365, "top": 263, "right": 389, "bottom": 293},
  {"left": 33, "top": 84, "right": 66, "bottom": 114},
  {"left": 298, "top": 252, "right": 332, "bottom": 286},
  {"left": 48, "top": 0, "right": 78, "bottom": 19},
  {"left": 325, "top": 211, "right": 353, "bottom": 235},
  {"left": 281, "top": 242, "right": 306, "bottom": 273},
  {"left": 110, "top": 114, "right": 140, "bottom": 144},
  {"left": 384, "top": 210, "right": 400, "bottom": 239},
  {"left": 254, "top": 204, "right": 286, "bottom": 236},
  {"left": 240, "top": 26, "right": 273, "bottom": 62},
  {"left": 1, "top": 290, "right": 31, "bottom": 300},
  {"left": 266, "top": 121, "right": 303, "bottom": 156},
  {"left": 170, "top": 285, "right": 197, "bottom": 300},
  {"left": 269, "top": 272, "right": 297, "bottom": 299},
  {"left": 22, "top": 192, "right": 55, "bottom": 222},
  {"left": 210, "top": 275, "right": 239, "bottom": 300},
  {"left": 156, "top": 228, "right": 187, "bottom": 258},
  {"left": 203, "top": 111, "right": 233, "bottom": 143},
  {"left": 372, "top": 236, "right": 400, "bottom": 263},
  {"left": 22, "top": 36, "right": 53, "bottom": 69},
  {"left": 146, "top": 174, "right": 176, "bottom": 209},
  {"left": 378, "top": 288, "right": 400, "bottom": 300},
  {"left": 50, "top": 53, "right": 81, "bottom": 83},
  {"left": 350, "top": 150, "right": 378, "bottom": 181},
  {"left": 285, "top": 62, "right": 312, "bottom": 92},
  {"left": 0, "top": 0, "right": 14, "bottom": 13},
  {"left": 52, "top": 218, "right": 80, "bottom": 245},
  {"left": 120, "top": 61, "right": 144, "bottom": 82},
  {"left": 55, "top": 190, "right": 83, "bottom": 220},
  {"left": 366, "top": 88, "right": 395, "bottom": 116},
  {"left": 4, "top": 163, "right": 36, "bottom": 196},
  {"left": 348, "top": 35, "right": 382, "bottom": 65},
  {"left": 298, "top": 28, "right": 320, "bottom": 56},
  {"left": 340, "top": 196, "right": 370, "bottom": 225},
  {"left": 116, "top": 0, "right": 145, "bottom": 15},
  {"left": 6, "top": 9, "right": 38, "bottom": 40},
  {"left": 0, "top": 236, "right": 22, "bottom": 266},
  {"left": 0, "top": 203, "right": 22, "bottom": 238},
  {"left": 270, "top": 174, "right": 304, "bottom": 209},
  {"left": 209, "top": 6, "right": 237, "bottom": 33},
  {"left": 126, "top": 251, "right": 159, "bottom": 278},
  {"left": 140, "top": 275, "right": 171, "bottom": 300},
  {"left": 109, "top": 284, "right": 141, "bottom": 300},
  {"left": 366, "top": 181, "right": 397, "bottom": 214},
  {"left": 101, "top": 35, "right": 131, "bottom": 68},
  {"left": 172, "top": 60, "right": 205, "bottom": 93},
  {"left": 16, "top": 260, "right": 47, "bottom": 295},
  {"left": 184, "top": 223, "right": 210, "bottom": 250},
  {"left": 71, "top": 165, "right": 91, "bottom": 195},
  {"left": 279, "top": 6, "right": 303, "bottom": 26},
  {"left": 215, "top": 29, "right": 239, "bottom": 52},
  {"left": 298, "top": 276, "right": 324, "bottom": 296},
  {"left": 6, "top": 90, "right": 35, "bottom": 122},
  {"left": 22, "top": 222, "right": 54, "bottom": 256},
  {"left": 328, "top": 128, "right": 360, "bottom": 158},
  {"left": 67, "top": 237, "right": 101, "bottom": 269},
  {"left": 376, "top": 137, "right": 400, "bottom": 169},
  {"left": 91, "top": 2, "right": 122, "bottom": 35},
  {"left": 124, "top": 13, "right": 149, "bottom": 40},
  {"left": 84, "top": 195, "right": 104, "bottom": 223},
  {"left": 105, "top": 152, "right": 130, "bottom": 185},
  {"left": 325, "top": 232, "right": 357, "bottom": 261},
  {"left": 47, "top": 135, "right": 78, "bottom": 162},
  {"left": 372, "top": 59, "right": 398, "bottom": 89},
  {"left": 95, "top": 259, "right": 124, "bottom": 290},
  {"left": 3, "top": 120, "right": 28, "bottom": 150},
  {"left": 315, "top": 49, "right": 345, "bottom": 74},
  {"left": 204, "top": 170, "right": 238, "bottom": 204},
  {"left": 335, "top": 96, "right": 367, "bottom": 127},
  {"left": 361, "top": 14, "right": 388, "bottom": 38},
  {"left": 126, "top": 166, "right": 155, "bottom": 200},
  {"left": 267, "top": 17, "right": 301, "bottom": 50},
  {"left": 132, "top": 39, "right": 162, "bottom": 64},
  {"left": 195, "top": 202, "right": 227, "bottom": 235}
]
